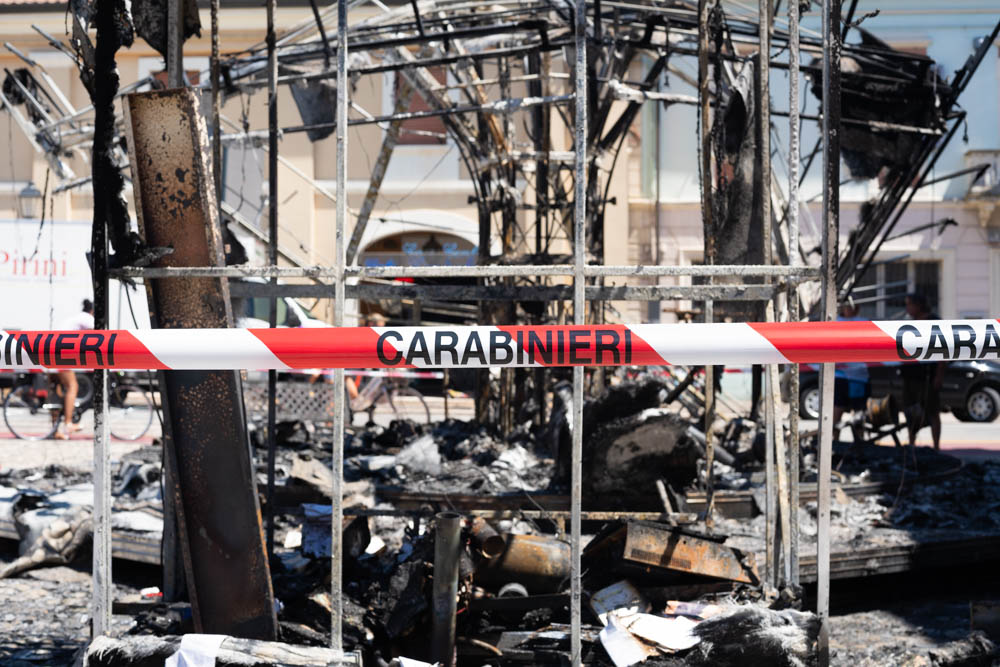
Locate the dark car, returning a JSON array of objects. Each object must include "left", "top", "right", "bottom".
[{"left": 797, "top": 360, "right": 1000, "bottom": 423}]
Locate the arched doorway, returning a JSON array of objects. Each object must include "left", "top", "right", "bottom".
[{"left": 356, "top": 210, "right": 485, "bottom": 326}]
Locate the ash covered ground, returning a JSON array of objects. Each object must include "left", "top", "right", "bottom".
[{"left": 0, "top": 379, "right": 998, "bottom": 665}]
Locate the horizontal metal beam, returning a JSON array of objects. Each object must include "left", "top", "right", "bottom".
[
  {"left": 229, "top": 281, "right": 784, "bottom": 302},
  {"left": 284, "top": 94, "right": 574, "bottom": 135},
  {"left": 114, "top": 264, "right": 821, "bottom": 279},
  {"left": 340, "top": 508, "right": 698, "bottom": 523}
]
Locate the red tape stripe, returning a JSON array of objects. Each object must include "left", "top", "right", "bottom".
[{"left": 748, "top": 321, "right": 899, "bottom": 363}]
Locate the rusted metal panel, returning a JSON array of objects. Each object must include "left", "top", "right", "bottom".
[
  {"left": 122, "top": 88, "right": 277, "bottom": 640},
  {"left": 598, "top": 521, "right": 759, "bottom": 585}
]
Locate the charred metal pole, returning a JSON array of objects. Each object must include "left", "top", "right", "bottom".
[
  {"left": 211, "top": 0, "right": 221, "bottom": 203},
  {"left": 787, "top": 0, "right": 802, "bottom": 588},
  {"left": 265, "top": 0, "right": 279, "bottom": 559},
  {"left": 698, "top": 0, "right": 717, "bottom": 524},
  {"left": 91, "top": 182, "right": 111, "bottom": 640},
  {"left": 529, "top": 50, "right": 548, "bottom": 427},
  {"left": 759, "top": 0, "right": 780, "bottom": 592},
  {"left": 309, "top": 0, "right": 334, "bottom": 67},
  {"left": 818, "top": 0, "right": 842, "bottom": 660},
  {"left": 651, "top": 67, "right": 662, "bottom": 323},
  {"left": 167, "top": 0, "right": 183, "bottom": 87},
  {"left": 89, "top": 0, "right": 126, "bottom": 635},
  {"left": 571, "top": 0, "right": 586, "bottom": 663},
  {"left": 431, "top": 512, "right": 462, "bottom": 666},
  {"left": 331, "top": 0, "right": 348, "bottom": 653},
  {"left": 92, "top": 324, "right": 111, "bottom": 638}
]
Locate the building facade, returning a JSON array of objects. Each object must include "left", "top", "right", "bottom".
[{"left": 0, "top": 0, "right": 997, "bottom": 326}]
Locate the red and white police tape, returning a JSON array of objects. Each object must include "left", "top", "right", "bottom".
[{"left": 0, "top": 319, "right": 997, "bottom": 371}]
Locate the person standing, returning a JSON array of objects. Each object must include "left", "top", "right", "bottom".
[
  {"left": 902, "top": 293, "right": 945, "bottom": 450},
  {"left": 833, "top": 297, "right": 870, "bottom": 439},
  {"left": 53, "top": 299, "right": 94, "bottom": 440}
]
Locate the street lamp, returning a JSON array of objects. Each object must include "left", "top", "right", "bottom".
[{"left": 17, "top": 182, "right": 42, "bottom": 219}]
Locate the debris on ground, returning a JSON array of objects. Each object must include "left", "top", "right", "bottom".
[{"left": 2, "top": 377, "right": 998, "bottom": 665}]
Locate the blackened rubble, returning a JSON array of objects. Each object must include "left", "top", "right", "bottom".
[
  {"left": 715, "top": 451, "right": 1000, "bottom": 560},
  {"left": 3, "top": 379, "right": 1000, "bottom": 666}
]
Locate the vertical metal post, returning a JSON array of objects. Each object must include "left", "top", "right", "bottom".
[
  {"left": 571, "top": 0, "right": 586, "bottom": 664},
  {"left": 89, "top": 0, "right": 118, "bottom": 627},
  {"left": 91, "top": 231, "right": 111, "bottom": 637},
  {"left": 818, "top": 0, "right": 842, "bottom": 661},
  {"left": 211, "top": 0, "right": 221, "bottom": 203},
  {"left": 651, "top": 67, "right": 662, "bottom": 323},
  {"left": 166, "top": 0, "right": 183, "bottom": 88},
  {"left": 431, "top": 512, "right": 462, "bottom": 667},
  {"left": 528, "top": 51, "right": 548, "bottom": 428},
  {"left": 265, "top": 0, "right": 279, "bottom": 560},
  {"left": 787, "top": 0, "right": 802, "bottom": 588},
  {"left": 331, "top": 0, "right": 348, "bottom": 654},
  {"left": 758, "top": 0, "right": 777, "bottom": 592},
  {"left": 698, "top": 0, "right": 717, "bottom": 525}
]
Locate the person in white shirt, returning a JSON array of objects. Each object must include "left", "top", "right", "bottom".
[{"left": 54, "top": 299, "right": 94, "bottom": 440}]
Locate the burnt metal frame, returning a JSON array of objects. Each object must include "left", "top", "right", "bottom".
[
  {"left": 86, "top": 0, "right": 815, "bottom": 661},
  {"left": 99, "top": 9, "right": 808, "bottom": 667},
  {"left": 78, "top": 1, "right": 995, "bottom": 664}
]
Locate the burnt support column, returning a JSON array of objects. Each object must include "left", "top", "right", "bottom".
[{"left": 123, "top": 89, "right": 277, "bottom": 639}]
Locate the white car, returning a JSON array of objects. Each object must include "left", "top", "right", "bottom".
[{"left": 230, "top": 278, "right": 331, "bottom": 329}]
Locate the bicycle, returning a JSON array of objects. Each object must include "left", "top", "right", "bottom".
[
  {"left": 3, "top": 371, "right": 156, "bottom": 441},
  {"left": 348, "top": 372, "right": 431, "bottom": 426}
]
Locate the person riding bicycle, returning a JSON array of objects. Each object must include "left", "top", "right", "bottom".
[{"left": 53, "top": 299, "right": 94, "bottom": 440}]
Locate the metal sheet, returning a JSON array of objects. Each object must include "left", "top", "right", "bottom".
[
  {"left": 621, "top": 522, "right": 759, "bottom": 585},
  {"left": 123, "top": 88, "right": 277, "bottom": 639}
]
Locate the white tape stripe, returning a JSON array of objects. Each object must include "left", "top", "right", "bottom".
[
  {"left": 132, "top": 329, "right": 291, "bottom": 371},
  {"left": 628, "top": 323, "right": 790, "bottom": 366}
]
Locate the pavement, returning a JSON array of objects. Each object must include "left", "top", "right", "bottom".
[
  {"left": 2, "top": 390, "right": 996, "bottom": 472},
  {"left": 801, "top": 412, "right": 1000, "bottom": 462},
  {"left": 0, "top": 409, "right": 159, "bottom": 473}
]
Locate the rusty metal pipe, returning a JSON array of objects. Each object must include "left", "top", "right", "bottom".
[
  {"left": 476, "top": 534, "right": 571, "bottom": 594},
  {"left": 469, "top": 517, "right": 505, "bottom": 559},
  {"left": 432, "top": 512, "right": 462, "bottom": 667}
]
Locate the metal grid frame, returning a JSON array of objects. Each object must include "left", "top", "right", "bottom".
[{"left": 86, "top": 1, "right": 843, "bottom": 664}]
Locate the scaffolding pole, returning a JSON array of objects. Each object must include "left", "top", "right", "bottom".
[
  {"left": 697, "top": 0, "right": 716, "bottom": 526},
  {"left": 331, "top": 0, "right": 348, "bottom": 654},
  {"left": 817, "top": 0, "right": 842, "bottom": 661},
  {"left": 114, "top": 264, "right": 821, "bottom": 279},
  {"left": 265, "top": 0, "right": 279, "bottom": 561},
  {"left": 571, "top": 0, "right": 586, "bottom": 663},
  {"left": 759, "top": 0, "right": 777, "bottom": 593},
  {"left": 788, "top": 0, "right": 802, "bottom": 589}
]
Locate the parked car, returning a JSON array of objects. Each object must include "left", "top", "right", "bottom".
[
  {"left": 230, "top": 278, "right": 331, "bottom": 329},
  {"left": 796, "top": 360, "right": 1000, "bottom": 423}
]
